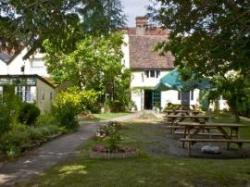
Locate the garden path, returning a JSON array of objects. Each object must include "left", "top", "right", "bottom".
[{"left": 0, "top": 112, "right": 140, "bottom": 187}]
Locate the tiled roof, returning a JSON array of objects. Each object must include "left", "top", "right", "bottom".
[
  {"left": 0, "top": 52, "right": 12, "bottom": 63},
  {"left": 124, "top": 27, "right": 169, "bottom": 36},
  {"left": 129, "top": 35, "right": 174, "bottom": 70}
]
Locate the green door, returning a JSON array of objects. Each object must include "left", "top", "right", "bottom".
[{"left": 152, "top": 91, "right": 161, "bottom": 109}]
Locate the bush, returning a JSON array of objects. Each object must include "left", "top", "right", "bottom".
[
  {"left": 36, "top": 114, "right": 58, "bottom": 127},
  {"left": 110, "top": 100, "right": 125, "bottom": 113},
  {"left": 18, "top": 103, "right": 40, "bottom": 126},
  {"left": 96, "top": 121, "right": 122, "bottom": 152},
  {"left": 0, "top": 125, "right": 30, "bottom": 158},
  {"left": 53, "top": 88, "right": 99, "bottom": 129},
  {"left": 53, "top": 91, "right": 81, "bottom": 130},
  {"left": 0, "top": 85, "right": 22, "bottom": 136},
  {"left": 0, "top": 104, "right": 12, "bottom": 136},
  {"left": 0, "top": 124, "right": 65, "bottom": 158}
]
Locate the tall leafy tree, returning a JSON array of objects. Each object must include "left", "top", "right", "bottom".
[
  {"left": 150, "top": 0, "right": 250, "bottom": 121},
  {"left": 43, "top": 32, "right": 131, "bottom": 108},
  {"left": 0, "top": 0, "right": 126, "bottom": 58}
]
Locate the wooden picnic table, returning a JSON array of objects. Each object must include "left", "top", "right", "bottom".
[
  {"left": 165, "top": 110, "right": 190, "bottom": 115},
  {"left": 165, "top": 110, "right": 202, "bottom": 116},
  {"left": 178, "top": 122, "right": 246, "bottom": 148},
  {"left": 178, "top": 122, "right": 250, "bottom": 156},
  {"left": 165, "top": 114, "right": 209, "bottom": 124}
]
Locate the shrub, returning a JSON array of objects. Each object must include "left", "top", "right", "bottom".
[
  {"left": 18, "top": 103, "right": 40, "bottom": 126},
  {"left": 0, "top": 104, "right": 11, "bottom": 136},
  {"left": 78, "top": 89, "right": 98, "bottom": 112},
  {"left": 163, "top": 103, "right": 184, "bottom": 111},
  {"left": 53, "top": 88, "right": 99, "bottom": 129},
  {"left": 110, "top": 100, "right": 125, "bottom": 113},
  {"left": 0, "top": 124, "right": 65, "bottom": 158},
  {"left": 53, "top": 90, "right": 81, "bottom": 130},
  {"left": 0, "top": 126, "right": 30, "bottom": 158},
  {"left": 96, "top": 121, "right": 122, "bottom": 152},
  {"left": 36, "top": 114, "right": 58, "bottom": 127},
  {"left": 0, "top": 85, "right": 22, "bottom": 136}
]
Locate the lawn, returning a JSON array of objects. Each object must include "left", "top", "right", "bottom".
[
  {"left": 19, "top": 113, "right": 250, "bottom": 187},
  {"left": 93, "top": 112, "right": 131, "bottom": 121}
]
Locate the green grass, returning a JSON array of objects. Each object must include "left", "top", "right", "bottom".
[
  {"left": 93, "top": 112, "right": 131, "bottom": 121},
  {"left": 20, "top": 113, "right": 250, "bottom": 187}
]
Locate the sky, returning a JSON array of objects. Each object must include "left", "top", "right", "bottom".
[{"left": 121, "top": 0, "right": 150, "bottom": 27}]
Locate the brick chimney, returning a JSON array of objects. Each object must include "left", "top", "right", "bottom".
[{"left": 136, "top": 16, "right": 148, "bottom": 35}]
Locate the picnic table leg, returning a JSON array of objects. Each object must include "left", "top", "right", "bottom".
[
  {"left": 171, "top": 120, "right": 174, "bottom": 135},
  {"left": 187, "top": 141, "right": 191, "bottom": 156},
  {"left": 182, "top": 127, "right": 188, "bottom": 148},
  {"left": 226, "top": 143, "right": 230, "bottom": 150}
]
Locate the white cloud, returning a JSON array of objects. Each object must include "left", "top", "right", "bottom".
[{"left": 121, "top": 0, "right": 149, "bottom": 26}]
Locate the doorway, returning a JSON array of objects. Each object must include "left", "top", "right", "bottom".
[
  {"left": 144, "top": 90, "right": 153, "bottom": 110},
  {"left": 181, "top": 92, "right": 190, "bottom": 107}
]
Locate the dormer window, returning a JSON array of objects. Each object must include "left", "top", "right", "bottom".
[{"left": 145, "top": 70, "right": 160, "bottom": 78}]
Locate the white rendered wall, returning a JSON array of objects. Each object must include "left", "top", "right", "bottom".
[
  {"left": 161, "top": 90, "right": 180, "bottom": 109},
  {"left": 0, "top": 60, "right": 8, "bottom": 75},
  {"left": 7, "top": 48, "right": 27, "bottom": 74},
  {"left": 122, "top": 34, "right": 130, "bottom": 69},
  {"left": 24, "top": 52, "right": 49, "bottom": 77},
  {"left": 190, "top": 89, "right": 200, "bottom": 106},
  {"left": 131, "top": 89, "right": 144, "bottom": 111},
  {"left": 130, "top": 71, "right": 169, "bottom": 89},
  {"left": 218, "top": 99, "right": 229, "bottom": 110},
  {"left": 7, "top": 48, "right": 49, "bottom": 77}
]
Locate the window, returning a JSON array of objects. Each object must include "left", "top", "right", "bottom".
[
  {"left": 145, "top": 70, "right": 161, "bottom": 78},
  {"left": 156, "top": 70, "right": 160, "bottom": 78},
  {"left": 145, "top": 70, "right": 150, "bottom": 78},
  {"left": 150, "top": 70, "right": 155, "bottom": 77},
  {"left": 25, "top": 86, "right": 32, "bottom": 102},
  {"left": 50, "top": 92, "right": 53, "bottom": 100},
  {"left": 31, "top": 58, "right": 45, "bottom": 68},
  {"left": 16, "top": 86, "right": 23, "bottom": 99}
]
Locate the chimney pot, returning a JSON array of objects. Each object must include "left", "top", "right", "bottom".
[{"left": 135, "top": 16, "right": 147, "bottom": 35}]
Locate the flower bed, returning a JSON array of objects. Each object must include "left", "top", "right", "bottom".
[{"left": 91, "top": 121, "right": 138, "bottom": 159}]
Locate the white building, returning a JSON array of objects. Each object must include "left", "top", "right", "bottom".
[
  {"left": 0, "top": 48, "right": 49, "bottom": 77},
  {"left": 0, "top": 47, "right": 55, "bottom": 113},
  {"left": 122, "top": 17, "right": 200, "bottom": 111}
]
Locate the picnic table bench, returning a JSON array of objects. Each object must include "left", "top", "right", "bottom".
[
  {"left": 180, "top": 138, "right": 250, "bottom": 156},
  {"left": 165, "top": 110, "right": 202, "bottom": 116},
  {"left": 178, "top": 122, "right": 250, "bottom": 155}
]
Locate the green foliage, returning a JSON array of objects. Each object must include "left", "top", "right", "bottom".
[
  {"left": 163, "top": 103, "right": 183, "bottom": 111},
  {"left": 0, "top": 0, "right": 126, "bottom": 59},
  {"left": 36, "top": 114, "right": 58, "bottom": 127},
  {"left": 18, "top": 103, "right": 41, "bottom": 126},
  {"left": 151, "top": 0, "right": 250, "bottom": 120},
  {"left": 151, "top": 0, "right": 250, "bottom": 76},
  {"left": 53, "top": 90, "right": 81, "bottom": 130},
  {"left": 110, "top": 100, "right": 125, "bottom": 113},
  {"left": 97, "top": 122, "right": 122, "bottom": 152},
  {"left": 0, "top": 123, "right": 65, "bottom": 158},
  {"left": 0, "top": 85, "right": 22, "bottom": 135},
  {"left": 67, "top": 87, "right": 99, "bottom": 113},
  {"left": 44, "top": 33, "right": 131, "bottom": 111}
]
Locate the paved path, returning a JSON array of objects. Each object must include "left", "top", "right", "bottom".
[{"left": 0, "top": 113, "right": 140, "bottom": 187}]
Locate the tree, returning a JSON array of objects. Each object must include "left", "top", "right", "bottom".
[
  {"left": 43, "top": 32, "right": 131, "bottom": 110},
  {"left": 150, "top": 0, "right": 250, "bottom": 121},
  {"left": 0, "top": 0, "right": 126, "bottom": 58}
]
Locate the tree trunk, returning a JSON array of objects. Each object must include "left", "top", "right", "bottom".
[
  {"left": 234, "top": 110, "right": 240, "bottom": 122},
  {"left": 230, "top": 103, "right": 240, "bottom": 122}
]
